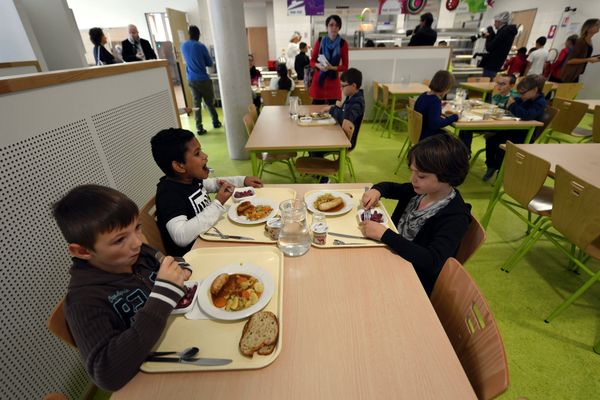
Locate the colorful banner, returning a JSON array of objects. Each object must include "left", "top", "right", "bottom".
[
  {"left": 287, "top": 0, "right": 324, "bottom": 16},
  {"left": 465, "top": 0, "right": 487, "bottom": 13}
]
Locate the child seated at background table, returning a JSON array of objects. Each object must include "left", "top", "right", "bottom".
[
  {"left": 414, "top": 70, "right": 459, "bottom": 141},
  {"left": 459, "top": 73, "right": 518, "bottom": 154},
  {"left": 361, "top": 134, "right": 471, "bottom": 295},
  {"left": 269, "top": 62, "right": 295, "bottom": 92},
  {"left": 53, "top": 184, "right": 191, "bottom": 391},
  {"left": 483, "top": 74, "right": 547, "bottom": 181},
  {"left": 151, "top": 128, "right": 262, "bottom": 256}
]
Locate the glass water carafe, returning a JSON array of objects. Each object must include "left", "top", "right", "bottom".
[
  {"left": 277, "top": 199, "right": 311, "bottom": 257},
  {"left": 289, "top": 96, "right": 299, "bottom": 119}
]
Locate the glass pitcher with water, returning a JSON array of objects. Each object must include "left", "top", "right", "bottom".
[
  {"left": 289, "top": 96, "right": 300, "bottom": 119},
  {"left": 277, "top": 199, "right": 311, "bottom": 257}
]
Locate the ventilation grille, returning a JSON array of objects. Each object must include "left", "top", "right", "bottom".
[{"left": 0, "top": 120, "right": 109, "bottom": 399}]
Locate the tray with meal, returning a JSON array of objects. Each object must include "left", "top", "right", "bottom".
[
  {"left": 199, "top": 187, "right": 296, "bottom": 243},
  {"left": 297, "top": 112, "right": 337, "bottom": 126},
  {"left": 141, "top": 245, "right": 284, "bottom": 372},
  {"left": 304, "top": 189, "right": 397, "bottom": 248}
]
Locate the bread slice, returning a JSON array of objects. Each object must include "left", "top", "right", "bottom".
[{"left": 239, "top": 311, "right": 279, "bottom": 357}]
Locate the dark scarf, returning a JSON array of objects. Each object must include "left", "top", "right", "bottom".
[{"left": 318, "top": 35, "right": 341, "bottom": 87}]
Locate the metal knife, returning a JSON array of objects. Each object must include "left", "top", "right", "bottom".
[
  {"left": 203, "top": 232, "right": 255, "bottom": 241},
  {"left": 145, "top": 356, "right": 232, "bottom": 366},
  {"left": 328, "top": 232, "right": 379, "bottom": 242}
]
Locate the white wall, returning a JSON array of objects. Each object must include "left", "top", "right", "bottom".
[
  {"left": 244, "top": 2, "right": 267, "bottom": 27},
  {"left": 266, "top": 2, "right": 276, "bottom": 59},
  {"left": 271, "top": 0, "right": 311, "bottom": 60},
  {"left": 0, "top": 0, "right": 36, "bottom": 63}
]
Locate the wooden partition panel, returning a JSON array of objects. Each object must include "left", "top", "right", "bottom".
[
  {"left": 0, "top": 60, "right": 41, "bottom": 77},
  {"left": 0, "top": 60, "right": 178, "bottom": 399}
]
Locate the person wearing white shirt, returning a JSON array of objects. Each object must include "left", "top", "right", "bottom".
[
  {"left": 286, "top": 32, "right": 302, "bottom": 71},
  {"left": 526, "top": 36, "right": 549, "bottom": 75},
  {"left": 269, "top": 63, "right": 296, "bottom": 91}
]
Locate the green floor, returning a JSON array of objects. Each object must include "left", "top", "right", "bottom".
[{"left": 96, "top": 110, "right": 599, "bottom": 400}]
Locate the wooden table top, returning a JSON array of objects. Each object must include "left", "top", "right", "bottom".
[
  {"left": 453, "top": 119, "right": 544, "bottom": 129},
  {"left": 578, "top": 99, "right": 600, "bottom": 112},
  {"left": 515, "top": 143, "right": 600, "bottom": 185},
  {"left": 113, "top": 184, "right": 476, "bottom": 400},
  {"left": 245, "top": 106, "right": 350, "bottom": 151},
  {"left": 383, "top": 82, "right": 429, "bottom": 95},
  {"left": 459, "top": 82, "right": 495, "bottom": 92}
]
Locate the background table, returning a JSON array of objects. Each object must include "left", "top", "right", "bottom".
[
  {"left": 113, "top": 184, "right": 476, "bottom": 400},
  {"left": 382, "top": 82, "right": 429, "bottom": 131},
  {"left": 245, "top": 106, "right": 351, "bottom": 182},
  {"left": 579, "top": 99, "right": 600, "bottom": 113}
]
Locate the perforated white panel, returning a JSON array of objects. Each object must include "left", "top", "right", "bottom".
[
  {"left": 0, "top": 120, "right": 109, "bottom": 399},
  {"left": 93, "top": 90, "right": 169, "bottom": 205}
]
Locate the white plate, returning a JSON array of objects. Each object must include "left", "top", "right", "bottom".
[
  {"left": 357, "top": 207, "right": 388, "bottom": 225},
  {"left": 171, "top": 281, "right": 201, "bottom": 315},
  {"left": 304, "top": 191, "right": 354, "bottom": 216},
  {"left": 227, "top": 198, "right": 278, "bottom": 225},
  {"left": 197, "top": 263, "right": 275, "bottom": 321},
  {"left": 232, "top": 186, "right": 256, "bottom": 203}
]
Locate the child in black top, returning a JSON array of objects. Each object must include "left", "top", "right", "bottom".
[
  {"left": 361, "top": 134, "right": 471, "bottom": 295},
  {"left": 414, "top": 70, "right": 459, "bottom": 140},
  {"left": 151, "top": 128, "right": 262, "bottom": 256}
]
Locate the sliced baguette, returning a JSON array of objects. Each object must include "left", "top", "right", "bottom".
[
  {"left": 257, "top": 343, "right": 276, "bottom": 355},
  {"left": 239, "top": 311, "right": 279, "bottom": 357}
]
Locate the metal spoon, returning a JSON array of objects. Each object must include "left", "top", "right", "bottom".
[
  {"left": 150, "top": 346, "right": 199, "bottom": 359},
  {"left": 333, "top": 239, "right": 364, "bottom": 246}
]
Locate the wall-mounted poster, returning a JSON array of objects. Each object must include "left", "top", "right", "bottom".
[{"left": 287, "top": 0, "right": 324, "bottom": 16}]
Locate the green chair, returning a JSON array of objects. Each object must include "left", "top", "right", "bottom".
[
  {"left": 394, "top": 108, "right": 422, "bottom": 174},
  {"left": 535, "top": 165, "right": 600, "bottom": 322},
  {"left": 379, "top": 84, "right": 408, "bottom": 138},
  {"left": 571, "top": 105, "right": 600, "bottom": 143},
  {"left": 370, "top": 81, "right": 384, "bottom": 124},
  {"left": 540, "top": 98, "right": 588, "bottom": 143}
]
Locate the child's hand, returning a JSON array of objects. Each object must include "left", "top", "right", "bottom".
[
  {"left": 321, "top": 105, "right": 331, "bottom": 113},
  {"left": 216, "top": 181, "right": 235, "bottom": 204},
  {"left": 360, "top": 220, "right": 387, "bottom": 240},
  {"left": 362, "top": 189, "right": 381, "bottom": 209},
  {"left": 506, "top": 97, "right": 516, "bottom": 107},
  {"left": 157, "top": 256, "right": 191, "bottom": 287},
  {"left": 244, "top": 176, "right": 263, "bottom": 188}
]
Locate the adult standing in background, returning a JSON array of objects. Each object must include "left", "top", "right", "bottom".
[
  {"left": 121, "top": 24, "right": 157, "bottom": 62},
  {"left": 309, "top": 15, "right": 349, "bottom": 105},
  {"left": 408, "top": 13, "right": 437, "bottom": 46},
  {"left": 549, "top": 35, "right": 578, "bottom": 82},
  {"left": 181, "top": 25, "right": 222, "bottom": 135},
  {"left": 286, "top": 32, "right": 302, "bottom": 72},
  {"left": 89, "top": 27, "right": 116, "bottom": 65},
  {"left": 294, "top": 42, "right": 310, "bottom": 80},
  {"left": 560, "top": 18, "right": 600, "bottom": 83},
  {"left": 479, "top": 12, "right": 518, "bottom": 79}
]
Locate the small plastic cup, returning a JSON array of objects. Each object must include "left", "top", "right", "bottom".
[
  {"left": 265, "top": 217, "right": 283, "bottom": 240},
  {"left": 311, "top": 212, "right": 328, "bottom": 245}
]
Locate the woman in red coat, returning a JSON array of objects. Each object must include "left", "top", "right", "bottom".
[{"left": 309, "top": 15, "right": 349, "bottom": 104}]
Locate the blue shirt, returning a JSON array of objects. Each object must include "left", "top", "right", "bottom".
[
  {"left": 414, "top": 92, "right": 458, "bottom": 141},
  {"left": 180, "top": 40, "right": 213, "bottom": 81},
  {"left": 508, "top": 93, "right": 546, "bottom": 121}
]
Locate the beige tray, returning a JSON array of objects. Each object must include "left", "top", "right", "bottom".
[
  {"left": 297, "top": 117, "right": 337, "bottom": 126},
  {"left": 199, "top": 187, "right": 296, "bottom": 243},
  {"left": 141, "top": 246, "right": 284, "bottom": 373},
  {"left": 305, "top": 189, "right": 398, "bottom": 248}
]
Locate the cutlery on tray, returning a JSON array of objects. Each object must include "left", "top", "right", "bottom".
[
  {"left": 154, "top": 251, "right": 192, "bottom": 272},
  {"left": 145, "top": 356, "right": 232, "bottom": 366},
  {"left": 333, "top": 239, "right": 364, "bottom": 246},
  {"left": 204, "top": 231, "right": 255, "bottom": 241},
  {"left": 328, "top": 232, "right": 378, "bottom": 242}
]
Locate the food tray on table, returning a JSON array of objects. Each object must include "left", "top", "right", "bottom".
[
  {"left": 297, "top": 113, "right": 337, "bottom": 126},
  {"left": 304, "top": 189, "right": 398, "bottom": 248},
  {"left": 141, "top": 246, "right": 284, "bottom": 372},
  {"left": 199, "top": 187, "right": 296, "bottom": 243}
]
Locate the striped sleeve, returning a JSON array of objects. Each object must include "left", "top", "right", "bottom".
[{"left": 149, "top": 279, "right": 184, "bottom": 308}]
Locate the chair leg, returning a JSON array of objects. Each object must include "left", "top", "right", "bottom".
[
  {"left": 394, "top": 141, "right": 411, "bottom": 175},
  {"left": 346, "top": 157, "right": 356, "bottom": 182},
  {"left": 594, "top": 340, "right": 600, "bottom": 354},
  {"left": 396, "top": 137, "right": 410, "bottom": 158},
  {"left": 545, "top": 269, "right": 600, "bottom": 323},
  {"left": 469, "top": 148, "right": 485, "bottom": 169},
  {"left": 500, "top": 220, "right": 550, "bottom": 273},
  {"left": 286, "top": 160, "right": 297, "bottom": 183}
]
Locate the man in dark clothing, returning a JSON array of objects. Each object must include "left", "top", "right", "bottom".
[
  {"left": 294, "top": 42, "right": 310, "bottom": 80},
  {"left": 479, "top": 12, "right": 518, "bottom": 78},
  {"left": 121, "top": 24, "right": 157, "bottom": 62},
  {"left": 408, "top": 13, "right": 437, "bottom": 46}
]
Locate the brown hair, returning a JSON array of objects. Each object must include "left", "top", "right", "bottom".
[
  {"left": 407, "top": 134, "right": 469, "bottom": 187},
  {"left": 53, "top": 185, "right": 138, "bottom": 250},
  {"left": 580, "top": 18, "right": 600, "bottom": 38},
  {"left": 517, "top": 75, "right": 543, "bottom": 93},
  {"left": 428, "top": 70, "right": 455, "bottom": 93}
]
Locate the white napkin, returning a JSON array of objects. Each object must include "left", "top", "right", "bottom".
[{"left": 317, "top": 54, "right": 330, "bottom": 67}]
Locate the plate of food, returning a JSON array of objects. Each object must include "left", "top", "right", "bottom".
[
  {"left": 310, "top": 112, "right": 331, "bottom": 120},
  {"left": 357, "top": 207, "right": 387, "bottom": 224},
  {"left": 228, "top": 198, "right": 277, "bottom": 225},
  {"left": 304, "top": 191, "right": 353, "bottom": 216},
  {"left": 171, "top": 281, "right": 200, "bottom": 314},
  {"left": 232, "top": 186, "right": 256, "bottom": 203},
  {"left": 197, "top": 263, "right": 275, "bottom": 321}
]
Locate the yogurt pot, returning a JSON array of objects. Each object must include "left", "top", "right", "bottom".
[
  {"left": 311, "top": 222, "right": 328, "bottom": 245},
  {"left": 265, "top": 217, "right": 283, "bottom": 240}
]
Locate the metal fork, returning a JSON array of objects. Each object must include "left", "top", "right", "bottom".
[
  {"left": 333, "top": 239, "right": 364, "bottom": 246},
  {"left": 211, "top": 226, "right": 226, "bottom": 239}
]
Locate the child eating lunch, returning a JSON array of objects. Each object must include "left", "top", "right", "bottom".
[
  {"left": 361, "top": 134, "right": 471, "bottom": 295},
  {"left": 53, "top": 184, "right": 191, "bottom": 390},
  {"left": 151, "top": 128, "right": 263, "bottom": 256},
  {"left": 414, "top": 70, "right": 459, "bottom": 141}
]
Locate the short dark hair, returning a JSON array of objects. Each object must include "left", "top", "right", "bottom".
[
  {"left": 497, "top": 73, "right": 517, "bottom": 85},
  {"left": 89, "top": 27, "right": 104, "bottom": 46},
  {"left": 53, "top": 185, "right": 138, "bottom": 250},
  {"left": 566, "top": 34, "right": 578, "bottom": 45},
  {"left": 407, "top": 134, "right": 469, "bottom": 187},
  {"left": 326, "top": 15, "right": 342, "bottom": 29},
  {"left": 151, "top": 128, "right": 196, "bottom": 177},
  {"left": 189, "top": 25, "right": 200, "bottom": 40},
  {"left": 421, "top": 12, "right": 434, "bottom": 27},
  {"left": 340, "top": 68, "right": 362, "bottom": 89},
  {"left": 536, "top": 36, "right": 547, "bottom": 46},
  {"left": 299, "top": 42, "right": 307, "bottom": 50},
  {"left": 429, "top": 70, "right": 455, "bottom": 93},
  {"left": 517, "top": 75, "right": 543, "bottom": 93},
  {"left": 517, "top": 47, "right": 527, "bottom": 55}
]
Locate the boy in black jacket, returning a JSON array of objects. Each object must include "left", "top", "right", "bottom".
[{"left": 361, "top": 134, "right": 471, "bottom": 295}]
